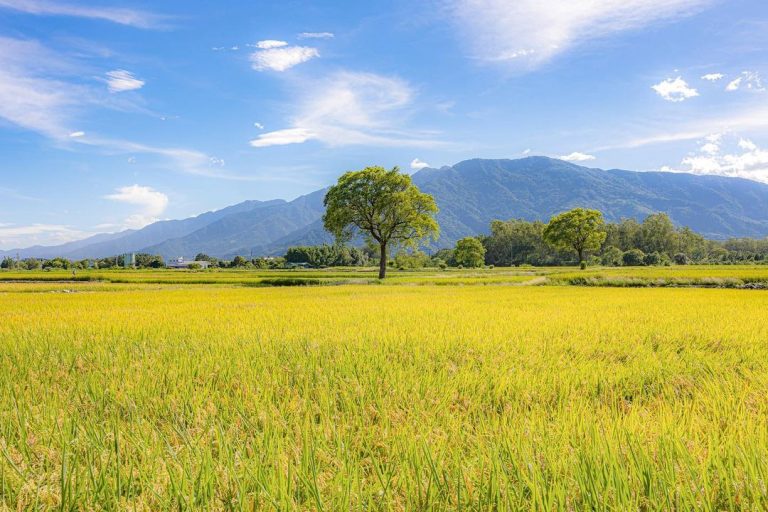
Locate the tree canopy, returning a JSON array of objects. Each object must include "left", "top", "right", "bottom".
[
  {"left": 454, "top": 237, "right": 486, "bottom": 268},
  {"left": 543, "top": 208, "right": 607, "bottom": 265},
  {"left": 323, "top": 166, "right": 439, "bottom": 278}
]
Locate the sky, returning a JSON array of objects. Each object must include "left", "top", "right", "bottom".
[{"left": 0, "top": 0, "right": 767, "bottom": 249}]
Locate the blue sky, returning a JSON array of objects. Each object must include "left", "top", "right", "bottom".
[{"left": 0, "top": 0, "right": 767, "bottom": 249}]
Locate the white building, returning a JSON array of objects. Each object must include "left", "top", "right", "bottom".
[{"left": 166, "top": 257, "right": 210, "bottom": 269}]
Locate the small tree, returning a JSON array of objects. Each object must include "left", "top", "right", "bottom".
[
  {"left": 543, "top": 208, "right": 607, "bottom": 266},
  {"left": 323, "top": 166, "right": 439, "bottom": 279},
  {"left": 454, "top": 237, "right": 486, "bottom": 268}
]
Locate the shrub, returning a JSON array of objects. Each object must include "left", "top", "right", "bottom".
[
  {"left": 622, "top": 249, "right": 646, "bottom": 266},
  {"left": 674, "top": 253, "right": 689, "bottom": 265},
  {"left": 601, "top": 246, "right": 623, "bottom": 267},
  {"left": 644, "top": 251, "right": 662, "bottom": 266}
]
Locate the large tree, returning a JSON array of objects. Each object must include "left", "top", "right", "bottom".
[
  {"left": 323, "top": 166, "right": 439, "bottom": 279},
  {"left": 543, "top": 208, "right": 607, "bottom": 265}
]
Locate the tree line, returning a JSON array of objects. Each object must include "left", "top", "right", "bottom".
[{"left": 3, "top": 166, "right": 767, "bottom": 275}]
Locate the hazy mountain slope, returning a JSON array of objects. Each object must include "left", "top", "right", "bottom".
[
  {"left": 143, "top": 190, "right": 326, "bottom": 258},
  {"left": 412, "top": 157, "right": 768, "bottom": 245},
  {"left": 7, "top": 157, "right": 768, "bottom": 259},
  {"left": 0, "top": 231, "right": 134, "bottom": 260},
  {"left": 3, "top": 199, "right": 284, "bottom": 259}
]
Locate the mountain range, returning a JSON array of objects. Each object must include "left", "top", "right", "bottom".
[{"left": 4, "top": 157, "right": 768, "bottom": 260}]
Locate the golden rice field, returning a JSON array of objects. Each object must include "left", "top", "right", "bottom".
[{"left": 1, "top": 280, "right": 768, "bottom": 510}]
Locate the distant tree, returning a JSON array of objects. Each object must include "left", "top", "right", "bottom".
[
  {"left": 644, "top": 251, "right": 662, "bottom": 266},
  {"left": 622, "top": 248, "right": 646, "bottom": 266},
  {"left": 231, "top": 255, "right": 248, "bottom": 268},
  {"left": 432, "top": 248, "right": 456, "bottom": 267},
  {"left": 0, "top": 257, "right": 15, "bottom": 269},
  {"left": 483, "top": 219, "right": 550, "bottom": 266},
  {"left": 394, "top": 250, "right": 431, "bottom": 269},
  {"left": 43, "top": 257, "right": 70, "bottom": 270},
  {"left": 673, "top": 252, "right": 689, "bottom": 265},
  {"left": 601, "top": 246, "right": 623, "bottom": 267},
  {"left": 135, "top": 253, "right": 164, "bottom": 268},
  {"left": 22, "top": 258, "right": 41, "bottom": 270},
  {"left": 195, "top": 253, "right": 218, "bottom": 267},
  {"left": 641, "top": 213, "right": 676, "bottom": 256},
  {"left": 323, "top": 166, "right": 439, "bottom": 279},
  {"left": 543, "top": 208, "right": 607, "bottom": 266},
  {"left": 454, "top": 237, "right": 486, "bottom": 268}
]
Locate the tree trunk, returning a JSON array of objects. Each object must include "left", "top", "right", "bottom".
[
  {"left": 577, "top": 248, "right": 584, "bottom": 265},
  {"left": 379, "top": 243, "right": 387, "bottom": 279}
]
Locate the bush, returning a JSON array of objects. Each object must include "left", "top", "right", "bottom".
[
  {"left": 643, "top": 251, "right": 662, "bottom": 266},
  {"left": 601, "top": 246, "right": 623, "bottom": 267},
  {"left": 674, "top": 253, "right": 689, "bottom": 265},
  {"left": 622, "top": 249, "right": 646, "bottom": 266},
  {"left": 580, "top": 261, "right": 587, "bottom": 270}
]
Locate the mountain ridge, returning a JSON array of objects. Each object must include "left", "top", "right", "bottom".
[{"left": 4, "top": 157, "right": 768, "bottom": 259}]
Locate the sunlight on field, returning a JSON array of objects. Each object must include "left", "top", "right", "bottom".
[{"left": 1, "top": 283, "right": 768, "bottom": 509}]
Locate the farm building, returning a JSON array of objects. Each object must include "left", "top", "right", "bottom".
[{"left": 166, "top": 257, "right": 210, "bottom": 269}]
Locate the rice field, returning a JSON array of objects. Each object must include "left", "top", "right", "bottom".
[{"left": 1, "top": 279, "right": 768, "bottom": 510}]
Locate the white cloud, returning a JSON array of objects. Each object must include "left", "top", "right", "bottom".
[
  {"left": 0, "top": 37, "right": 85, "bottom": 139},
  {"left": 669, "top": 134, "right": 768, "bottom": 183},
  {"left": 726, "top": 77, "right": 742, "bottom": 91},
  {"left": 701, "top": 73, "right": 724, "bottom": 81},
  {"left": 652, "top": 77, "right": 699, "bottom": 102},
  {"left": 0, "top": 0, "right": 163, "bottom": 28},
  {"left": 448, "top": 0, "right": 713, "bottom": 68},
  {"left": 410, "top": 158, "right": 430, "bottom": 170},
  {"left": 105, "top": 70, "right": 145, "bottom": 93},
  {"left": 298, "top": 32, "right": 335, "bottom": 39},
  {"left": 250, "top": 128, "right": 315, "bottom": 147},
  {"left": 522, "top": 148, "right": 531, "bottom": 155},
  {"left": 725, "top": 71, "right": 765, "bottom": 92},
  {"left": 69, "top": 131, "right": 85, "bottom": 138},
  {"left": 559, "top": 151, "right": 595, "bottom": 162},
  {"left": 105, "top": 184, "right": 169, "bottom": 229},
  {"left": 739, "top": 138, "right": 757, "bottom": 151},
  {"left": 0, "top": 223, "right": 88, "bottom": 249},
  {"left": 254, "top": 40, "right": 288, "bottom": 49},
  {"left": 250, "top": 71, "right": 443, "bottom": 149},
  {"left": 250, "top": 46, "right": 319, "bottom": 71},
  {"left": 209, "top": 156, "right": 225, "bottom": 167},
  {"left": 254, "top": 122, "right": 264, "bottom": 129}
]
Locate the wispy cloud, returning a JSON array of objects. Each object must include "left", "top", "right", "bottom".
[
  {"left": 250, "top": 128, "right": 315, "bottom": 147},
  {"left": 105, "top": 70, "right": 145, "bottom": 93},
  {"left": 0, "top": 223, "right": 87, "bottom": 250},
  {"left": 0, "top": 0, "right": 165, "bottom": 28},
  {"left": 448, "top": 0, "right": 714, "bottom": 69},
  {"left": 0, "top": 37, "right": 85, "bottom": 139},
  {"left": 595, "top": 105, "right": 768, "bottom": 151},
  {"left": 725, "top": 71, "right": 765, "bottom": 92},
  {"left": 298, "top": 32, "right": 335, "bottom": 39},
  {"left": 250, "top": 71, "right": 444, "bottom": 149},
  {"left": 651, "top": 77, "right": 699, "bottom": 102},
  {"left": 701, "top": 73, "right": 724, "bottom": 81},
  {"left": 253, "top": 40, "right": 288, "bottom": 49},
  {"left": 105, "top": 184, "right": 169, "bottom": 229}
]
